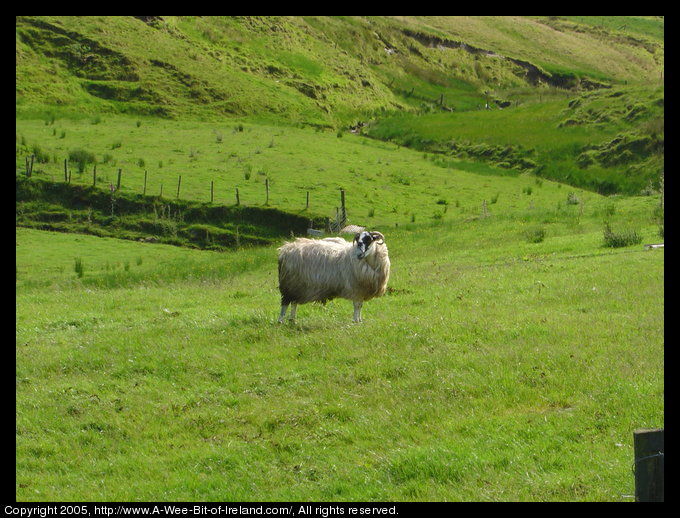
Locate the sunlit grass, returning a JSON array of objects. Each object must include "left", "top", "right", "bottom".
[{"left": 16, "top": 187, "right": 663, "bottom": 501}]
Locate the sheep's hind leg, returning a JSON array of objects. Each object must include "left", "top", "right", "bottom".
[
  {"left": 278, "top": 304, "right": 288, "bottom": 324},
  {"left": 352, "top": 301, "right": 363, "bottom": 323}
]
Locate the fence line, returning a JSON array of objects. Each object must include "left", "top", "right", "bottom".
[{"left": 21, "top": 158, "right": 348, "bottom": 232}]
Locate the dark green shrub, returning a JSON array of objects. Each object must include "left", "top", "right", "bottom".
[
  {"left": 69, "top": 149, "right": 96, "bottom": 173},
  {"left": 525, "top": 227, "right": 546, "bottom": 243},
  {"left": 603, "top": 222, "right": 642, "bottom": 248}
]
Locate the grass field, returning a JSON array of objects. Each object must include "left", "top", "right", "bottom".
[
  {"left": 14, "top": 114, "right": 587, "bottom": 229},
  {"left": 16, "top": 110, "right": 662, "bottom": 235},
  {"left": 16, "top": 186, "right": 664, "bottom": 500},
  {"left": 15, "top": 16, "right": 664, "bottom": 502},
  {"left": 364, "top": 83, "right": 664, "bottom": 195}
]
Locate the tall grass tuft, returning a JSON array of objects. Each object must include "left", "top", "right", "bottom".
[
  {"left": 524, "top": 227, "right": 546, "bottom": 243},
  {"left": 74, "top": 257, "right": 85, "bottom": 278},
  {"left": 603, "top": 222, "right": 642, "bottom": 248}
]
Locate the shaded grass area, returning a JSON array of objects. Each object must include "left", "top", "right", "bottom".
[{"left": 17, "top": 176, "right": 323, "bottom": 251}]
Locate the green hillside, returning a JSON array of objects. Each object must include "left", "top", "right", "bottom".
[
  {"left": 16, "top": 16, "right": 663, "bottom": 122},
  {"left": 16, "top": 16, "right": 664, "bottom": 197}
]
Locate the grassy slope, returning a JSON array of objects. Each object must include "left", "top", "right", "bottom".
[
  {"left": 16, "top": 16, "right": 664, "bottom": 121},
  {"left": 15, "top": 16, "right": 404, "bottom": 125},
  {"left": 364, "top": 82, "right": 664, "bottom": 194},
  {"left": 16, "top": 16, "right": 664, "bottom": 197},
  {"left": 398, "top": 16, "right": 663, "bottom": 82},
  {"left": 18, "top": 112, "right": 655, "bottom": 236}
]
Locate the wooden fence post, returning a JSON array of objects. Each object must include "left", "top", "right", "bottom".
[
  {"left": 210, "top": 180, "right": 214, "bottom": 203},
  {"left": 143, "top": 170, "right": 147, "bottom": 195},
  {"left": 265, "top": 178, "right": 269, "bottom": 205},
  {"left": 340, "top": 189, "right": 346, "bottom": 226},
  {"left": 176, "top": 175, "right": 181, "bottom": 199},
  {"left": 64, "top": 159, "right": 68, "bottom": 182},
  {"left": 306, "top": 191, "right": 309, "bottom": 210},
  {"left": 116, "top": 169, "right": 122, "bottom": 190},
  {"left": 634, "top": 428, "right": 664, "bottom": 502},
  {"left": 92, "top": 164, "right": 97, "bottom": 187},
  {"left": 236, "top": 187, "right": 240, "bottom": 206}
]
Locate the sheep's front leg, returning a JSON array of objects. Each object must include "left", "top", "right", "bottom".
[
  {"left": 289, "top": 303, "right": 298, "bottom": 322},
  {"left": 352, "top": 301, "right": 363, "bottom": 323}
]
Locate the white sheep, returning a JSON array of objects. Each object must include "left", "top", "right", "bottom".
[{"left": 277, "top": 231, "right": 390, "bottom": 323}]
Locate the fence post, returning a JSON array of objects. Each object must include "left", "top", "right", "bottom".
[
  {"left": 92, "top": 164, "right": 97, "bottom": 187},
  {"left": 211, "top": 180, "right": 214, "bottom": 203},
  {"left": 64, "top": 159, "right": 68, "bottom": 182},
  {"left": 176, "top": 175, "right": 181, "bottom": 199},
  {"left": 265, "top": 178, "right": 269, "bottom": 205},
  {"left": 143, "top": 170, "right": 147, "bottom": 195},
  {"left": 236, "top": 187, "right": 240, "bottom": 206},
  {"left": 306, "top": 191, "right": 309, "bottom": 210},
  {"left": 634, "top": 428, "right": 664, "bottom": 502},
  {"left": 116, "top": 169, "right": 122, "bottom": 190},
  {"left": 340, "top": 189, "right": 346, "bottom": 225}
]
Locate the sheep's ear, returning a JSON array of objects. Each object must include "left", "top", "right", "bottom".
[{"left": 353, "top": 232, "right": 361, "bottom": 245}]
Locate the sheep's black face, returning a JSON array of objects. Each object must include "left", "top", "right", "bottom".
[{"left": 354, "top": 231, "right": 374, "bottom": 259}]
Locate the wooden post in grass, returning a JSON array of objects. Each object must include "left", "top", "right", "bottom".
[
  {"left": 306, "top": 191, "right": 309, "bottom": 210},
  {"left": 64, "top": 159, "right": 68, "bottom": 182},
  {"left": 92, "top": 164, "right": 97, "bottom": 187},
  {"left": 236, "top": 187, "right": 240, "bottom": 206},
  {"left": 143, "top": 170, "right": 147, "bottom": 195},
  {"left": 176, "top": 175, "right": 181, "bottom": 199},
  {"left": 265, "top": 178, "right": 269, "bottom": 205},
  {"left": 211, "top": 180, "right": 214, "bottom": 203},
  {"left": 116, "top": 169, "right": 122, "bottom": 190},
  {"left": 634, "top": 428, "right": 664, "bottom": 502},
  {"left": 340, "top": 189, "right": 346, "bottom": 226}
]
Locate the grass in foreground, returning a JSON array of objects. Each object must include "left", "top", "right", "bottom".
[{"left": 16, "top": 201, "right": 663, "bottom": 500}]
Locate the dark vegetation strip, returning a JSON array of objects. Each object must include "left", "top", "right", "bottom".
[{"left": 16, "top": 176, "right": 325, "bottom": 251}]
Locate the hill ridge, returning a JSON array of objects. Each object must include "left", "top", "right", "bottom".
[{"left": 17, "top": 16, "right": 663, "bottom": 124}]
